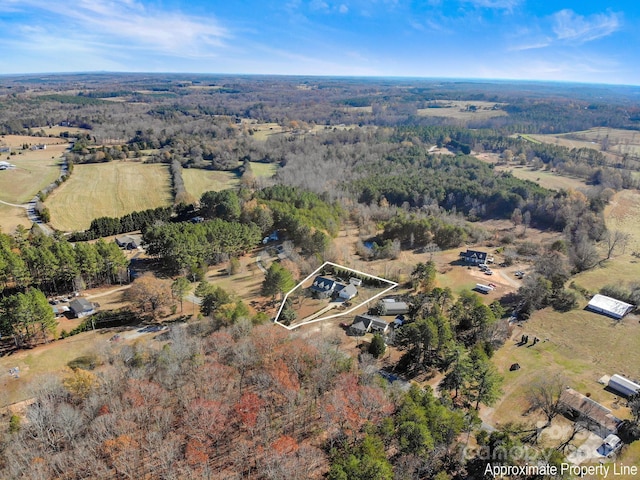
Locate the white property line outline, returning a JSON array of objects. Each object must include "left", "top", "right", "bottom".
[{"left": 274, "top": 261, "right": 399, "bottom": 330}]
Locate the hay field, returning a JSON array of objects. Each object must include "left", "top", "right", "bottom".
[
  {"left": 417, "top": 101, "right": 507, "bottom": 120},
  {"left": 0, "top": 142, "right": 67, "bottom": 204},
  {"left": 42, "top": 126, "right": 92, "bottom": 136},
  {"left": 0, "top": 204, "right": 30, "bottom": 234},
  {"left": 531, "top": 128, "right": 640, "bottom": 158},
  {"left": 182, "top": 168, "right": 239, "bottom": 200},
  {"left": 46, "top": 162, "right": 172, "bottom": 231},
  {"left": 498, "top": 166, "right": 589, "bottom": 192}
]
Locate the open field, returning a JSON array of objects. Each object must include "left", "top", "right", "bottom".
[
  {"left": 604, "top": 189, "right": 640, "bottom": 249},
  {"left": 0, "top": 149, "right": 67, "bottom": 205},
  {"left": 0, "top": 204, "right": 30, "bottom": 234},
  {"left": 485, "top": 189, "right": 640, "bottom": 459},
  {"left": 33, "top": 126, "right": 92, "bottom": 137},
  {"left": 341, "top": 105, "right": 373, "bottom": 114},
  {"left": 182, "top": 168, "right": 239, "bottom": 199},
  {"left": 528, "top": 127, "right": 640, "bottom": 158},
  {"left": 0, "top": 134, "right": 68, "bottom": 149},
  {"left": 475, "top": 152, "right": 590, "bottom": 192},
  {"left": 417, "top": 101, "right": 507, "bottom": 120},
  {"left": 247, "top": 122, "right": 286, "bottom": 141},
  {"left": 46, "top": 162, "right": 172, "bottom": 231},
  {"left": 249, "top": 161, "right": 278, "bottom": 178},
  {"left": 0, "top": 330, "right": 107, "bottom": 407}
]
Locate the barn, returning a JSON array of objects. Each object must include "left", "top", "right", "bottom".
[
  {"left": 586, "top": 294, "right": 634, "bottom": 319},
  {"left": 379, "top": 300, "right": 409, "bottom": 316},
  {"left": 608, "top": 374, "right": 640, "bottom": 398}
]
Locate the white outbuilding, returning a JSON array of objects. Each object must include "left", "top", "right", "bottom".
[
  {"left": 586, "top": 294, "right": 634, "bottom": 319},
  {"left": 608, "top": 374, "right": 640, "bottom": 398}
]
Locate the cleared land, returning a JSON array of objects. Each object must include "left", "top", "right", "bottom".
[
  {"left": 475, "top": 152, "right": 590, "bottom": 192},
  {"left": 32, "top": 126, "right": 91, "bottom": 136},
  {"left": 486, "top": 188, "right": 640, "bottom": 471},
  {"left": 417, "top": 101, "right": 507, "bottom": 120},
  {"left": 182, "top": 168, "right": 239, "bottom": 200},
  {"left": 46, "top": 162, "right": 172, "bottom": 231},
  {"left": 0, "top": 204, "right": 30, "bottom": 234},
  {"left": 0, "top": 139, "right": 67, "bottom": 204},
  {"left": 528, "top": 127, "right": 640, "bottom": 158},
  {"left": 246, "top": 122, "right": 285, "bottom": 141},
  {"left": 249, "top": 161, "right": 278, "bottom": 178}
]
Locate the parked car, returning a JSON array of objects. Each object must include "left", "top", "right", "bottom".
[{"left": 484, "top": 269, "right": 493, "bottom": 275}]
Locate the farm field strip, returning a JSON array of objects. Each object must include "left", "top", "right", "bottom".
[
  {"left": 45, "top": 162, "right": 172, "bottom": 231},
  {"left": 182, "top": 168, "right": 239, "bottom": 200}
]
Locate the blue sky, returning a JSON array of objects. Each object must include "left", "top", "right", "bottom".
[{"left": 0, "top": 0, "right": 638, "bottom": 85}]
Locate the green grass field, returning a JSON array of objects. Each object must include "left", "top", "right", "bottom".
[
  {"left": 46, "top": 162, "right": 172, "bottom": 231},
  {"left": 182, "top": 168, "right": 239, "bottom": 200},
  {"left": 0, "top": 148, "right": 65, "bottom": 204},
  {"left": 249, "top": 161, "right": 278, "bottom": 178}
]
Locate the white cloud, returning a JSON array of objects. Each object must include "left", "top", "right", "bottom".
[
  {"left": 310, "top": 0, "right": 329, "bottom": 11},
  {"left": 4, "top": 0, "right": 229, "bottom": 58},
  {"left": 508, "top": 39, "right": 551, "bottom": 51},
  {"left": 552, "top": 9, "right": 621, "bottom": 44},
  {"left": 339, "top": 4, "right": 349, "bottom": 14},
  {"left": 460, "top": 0, "right": 522, "bottom": 11}
]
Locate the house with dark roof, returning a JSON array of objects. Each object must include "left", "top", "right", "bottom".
[
  {"left": 349, "top": 314, "right": 389, "bottom": 335},
  {"left": 560, "top": 387, "right": 621, "bottom": 438},
  {"left": 69, "top": 298, "right": 96, "bottom": 318},
  {"left": 310, "top": 276, "right": 338, "bottom": 299},
  {"left": 460, "top": 249, "right": 488, "bottom": 264},
  {"left": 115, "top": 235, "right": 141, "bottom": 250}
]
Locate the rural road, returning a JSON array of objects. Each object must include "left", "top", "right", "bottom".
[
  {"left": 86, "top": 285, "right": 131, "bottom": 300},
  {"left": 0, "top": 199, "right": 27, "bottom": 208},
  {"left": 185, "top": 294, "right": 202, "bottom": 305},
  {"left": 255, "top": 249, "right": 268, "bottom": 274}
]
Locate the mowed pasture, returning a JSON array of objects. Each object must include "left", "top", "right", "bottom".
[
  {"left": 182, "top": 168, "right": 239, "bottom": 200},
  {"left": 417, "top": 101, "right": 507, "bottom": 120},
  {"left": 249, "top": 161, "right": 278, "bottom": 178},
  {"left": 0, "top": 139, "right": 68, "bottom": 204},
  {"left": 46, "top": 162, "right": 172, "bottom": 231},
  {"left": 0, "top": 204, "right": 29, "bottom": 234},
  {"left": 488, "top": 188, "right": 640, "bottom": 465},
  {"left": 31, "top": 126, "right": 91, "bottom": 137},
  {"left": 246, "top": 122, "right": 285, "bottom": 141}
]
